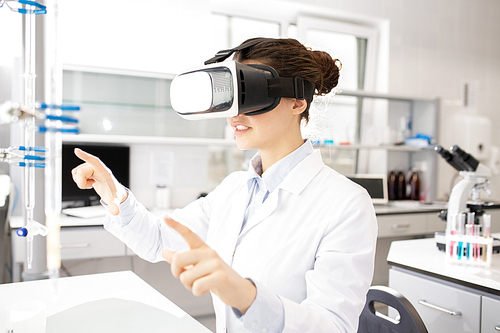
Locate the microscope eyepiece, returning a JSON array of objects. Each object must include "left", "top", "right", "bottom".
[
  {"left": 451, "top": 145, "right": 479, "bottom": 171},
  {"left": 435, "top": 145, "right": 466, "bottom": 171}
]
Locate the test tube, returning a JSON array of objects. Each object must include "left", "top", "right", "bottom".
[
  {"left": 483, "top": 214, "right": 491, "bottom": 237},
  {"left": 483, "top": 214, "right": 491, "bottom": 262},
  {"left": 467, "top": 212, "right": 475, "bottom": 225},
  {"left": 457, "top": 213, "right": 466, "bottom": 260},
  {"left": 449, "top": 214, "right": 457, "bottom": 258},
  {"left": 465, "top": 223, "right": 473, "bottom": 260},
  {"left": 473, "top": 225, "right": 480, "bottom": 261}
]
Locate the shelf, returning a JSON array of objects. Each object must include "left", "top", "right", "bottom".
[
  {"left": 62, "top": 134, "right": 237, "bottom": 147},
  {"left": 339, "top": 90, "right": 439, "bottom": 103},
  {"left": 317, "top": 144, "right": 435, "bottom": 152},
  {"left": 62, "top": 134, "right": 436, "bottom": 152},
  {"left": 63, "top": 64, "right": 176, "bottom": 80}
]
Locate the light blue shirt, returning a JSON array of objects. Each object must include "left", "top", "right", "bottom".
[
  {"left": 234, "top": 139, "right": 314, "bottom": 331},
  {"left": 242, "top": 139, "right": 314, "bottom": 230}
]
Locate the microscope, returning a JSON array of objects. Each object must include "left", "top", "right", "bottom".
[{"left": 434, "top": 145, "right": 500, "bottom": 252}]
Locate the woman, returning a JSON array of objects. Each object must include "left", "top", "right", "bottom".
[{"left": 72, "top": 38, "right": 377, "bottom": 333}]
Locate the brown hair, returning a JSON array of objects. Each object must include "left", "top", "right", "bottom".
[{"left": 233, "top": 37, "right": 341, "bottom": 123}]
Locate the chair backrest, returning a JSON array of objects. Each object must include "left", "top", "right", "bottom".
[{"left": 357, "top": 285, "right": 428, "bottom": 333}]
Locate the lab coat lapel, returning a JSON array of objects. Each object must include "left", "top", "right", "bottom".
[
  {"left": 217, "top": 185, "right": 248, "bottom": 264},
  {"left": 240, "top": 150, "right": 324, "bottom": 235},
  {"left": 241, "top": 188, "right": 280, "bottom": 234}
]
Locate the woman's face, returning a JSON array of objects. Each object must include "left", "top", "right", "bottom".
[
  {"left": 227, "top": 97, "right": 299, "bottom": 152},
  {"left": 227, "top": 59, "right": 307, "bottom": 155}
]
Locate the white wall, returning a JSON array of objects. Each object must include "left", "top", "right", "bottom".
[{"left": 286, "top": 0, "right": 500, "bottom": 201}]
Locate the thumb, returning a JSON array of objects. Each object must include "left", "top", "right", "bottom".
[{"left": 162, "top": 248, "right": 176, "bottom": 264}]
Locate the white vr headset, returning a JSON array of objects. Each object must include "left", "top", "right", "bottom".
[{"left": 170, "top": 38, "right": 315, "bottom": 120}]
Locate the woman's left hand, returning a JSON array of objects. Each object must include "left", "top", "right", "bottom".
[{"left": 162, "top": 216, "right": 257, "bottom": 315}]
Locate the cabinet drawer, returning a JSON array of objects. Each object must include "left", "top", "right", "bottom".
[
  {"left": 389, "top": 269, "right": 480, "bottom": 332},
  {"left": 60, "top": 227, "right": 126, "bottom": 260},
  {"left": 481, "top": 296, "right": 500, "bottom": 333},
  {"left": 377, "top": 214, "right": 428, "bottom": 237}
]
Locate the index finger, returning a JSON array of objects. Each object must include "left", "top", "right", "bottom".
[
  {"left": 74, "top": 148, "right": 108, "bottom": 172},
  {"left": 164, "top": 216, "right": 205, "bottom": 250}
]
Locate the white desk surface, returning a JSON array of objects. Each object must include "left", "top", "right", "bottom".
[
  {"left": 8, "top": 203, "right": 448, "bottom": 229},
  {"left": 10, "top": 214, "right": 105, "bottom": 228},
  {"left": 387, "top": 233, "right": 500, "bottom": 296},
  {"left": 0, "top": 271, "right": 211, "bottom": 333},
  {"left": 374, "top": 201, "right": 446, "bottom": 215},
  {"left": 10, "top": 208, "right": 172, "bottom": 228}
]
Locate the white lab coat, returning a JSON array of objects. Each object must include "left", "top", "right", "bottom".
[{"left": 104, "top": 149, "right": 377, "bottom": 333}]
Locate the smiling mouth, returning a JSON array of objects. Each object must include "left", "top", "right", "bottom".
[{"left": 235, "top": 125, "right": 249, "bottom": 130}]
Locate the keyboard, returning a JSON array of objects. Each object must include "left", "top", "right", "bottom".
[{"left": 62, "top": 205, "right": 107, "bottom": 219}]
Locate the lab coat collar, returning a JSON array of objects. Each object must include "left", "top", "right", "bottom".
[
  {"left": 277, "top": 149, "right": 324, "bottom": 195},
  {"left": 245, "top": 139, "right": 314, "bottom": 194},
  {"left": 240, "top": 149, "right": 324, "bottom": 235}
]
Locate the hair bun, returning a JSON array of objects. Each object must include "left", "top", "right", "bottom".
[{"left": 310, "top": 50, "right": 341, "bottom": 96}]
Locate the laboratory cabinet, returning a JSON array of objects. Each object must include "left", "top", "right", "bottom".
[
  {"left": 328, "top": 90, "right": 440, "bottom": 202},
  {"left": 389, "top": 268, "right": 481, "bottom": 332},
  {"left": 376, "top": 212, "right": 444, "bottom": 238},
  {"left": 481, "top": 296, "right": 500, "bottom": 333},
  {"left": 59, "top": 227, "right": 128, "bottom": 260}
]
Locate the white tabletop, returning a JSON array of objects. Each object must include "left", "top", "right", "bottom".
[
  {"left": 373, "top": 201, "right": 446, "bottom": 215},
  {"left": 387, "top": 234, "right": 500, "bottom": 295},
  {"left": 0, "top": 271, "right": 211, "bottom": 333}
]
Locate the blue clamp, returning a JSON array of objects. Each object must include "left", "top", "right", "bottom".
[
  {"left": 37, "top": 102, "right": 80, "bottom": 111},
  {"left": 16, "top": 227, "right": 28, "bottom": 237},
  {"left": 0, "top": 0, "right": 47, "bottom": 14}
]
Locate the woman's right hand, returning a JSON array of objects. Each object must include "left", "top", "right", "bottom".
[{"left": 71, "top": 148, "right": 128, "bottom": 215}]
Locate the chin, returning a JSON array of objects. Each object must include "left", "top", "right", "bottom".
[{"left": 235, "top": 138, "right": 257, "bottom": 151}]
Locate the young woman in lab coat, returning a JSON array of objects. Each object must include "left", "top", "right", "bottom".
[{"left": 72, "top": 38, "right": 377, "bottom": 333}]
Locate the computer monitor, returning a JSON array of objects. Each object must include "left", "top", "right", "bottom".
[
  {"left": 347, "top": 174, "right": 389, "bottom": 205},
  {"left": 61, "top": 143, "right": 130, "bottom": 206}
]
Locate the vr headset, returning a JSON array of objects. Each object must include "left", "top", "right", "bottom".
[{"left": 170, "top": 38, "right": 315, "bottom": 120}]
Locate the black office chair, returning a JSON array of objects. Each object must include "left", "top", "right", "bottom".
[{"left": 358, "top": 285, "right": 428, "bottom": 333}]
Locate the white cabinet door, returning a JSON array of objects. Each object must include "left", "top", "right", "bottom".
[
  {"left": 60, "top": 227, "right": 127, "bottom": 260},
  {"left": 389, "top": 269, "right": 481, "bottom": 333},
  {"left": 481, "top": 296, "right": 500, "bottom": 333},
  {"left": 377, "top": 213, "right": 428, "bottom": 237}
]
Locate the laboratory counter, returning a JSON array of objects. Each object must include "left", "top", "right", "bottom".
[
  {"left": 0, "top": 270, "right": 211, "bottom": 332},
  {"left": 388, "top": 235, "right": 500, "bottom": 296},
  {"left": 387, "top": 235, "right": 500, "bottom": 332}
]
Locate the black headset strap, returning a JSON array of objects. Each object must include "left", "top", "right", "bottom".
[
  {"left": 268, "top": 77, "right": 315, "bottom": 100},
  {"left": 204, "top": 38, "right": 270, "bottom": 65},
  {"left": 205, "top": 38, "right": 316, "bottom": 100}
]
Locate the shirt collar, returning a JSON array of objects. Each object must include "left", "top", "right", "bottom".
[{"left": 246, "top": 139, "right": 314, "bottom": 193}]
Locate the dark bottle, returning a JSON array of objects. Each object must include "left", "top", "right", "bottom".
[
  {"left": 397, "top": 171, "right": 406, "bottom": 200},
  {"left": 409, "top": 171, "right": 420, "bottom": 200},
  {"left": 388, "top": 171, "right": 397, "bottom": 200}
]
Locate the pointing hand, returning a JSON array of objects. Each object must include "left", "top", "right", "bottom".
[
  {"left": 71, "top": 148, "right": 128, "bottom": 215},
  {"left": 162, "top": 216, "right": 256, "bottom": 314}
]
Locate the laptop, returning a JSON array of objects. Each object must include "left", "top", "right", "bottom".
[{"left": 346, "top": 174, "right": 389, "bottom": 205}]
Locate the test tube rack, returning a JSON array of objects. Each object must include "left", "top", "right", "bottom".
[{"left": 445, "top": 234, "right": 493, "bottom": 267}]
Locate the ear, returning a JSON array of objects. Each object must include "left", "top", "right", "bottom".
[{"left": 291, "top": 99, "right": 308, "bottom": 116}]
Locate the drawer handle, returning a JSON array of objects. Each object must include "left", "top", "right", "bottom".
[
  {"left": 418, "top": 300, "right": 462, "bottom": 316},
  {"left": 60, "top": 243, "right": 91, "bottom": 249},
  {"left": 391, "top": 224, "right": 410, "bottom": 229},
  {"left": 495, "top": 325, "right": 500, "bottom": 332}
]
